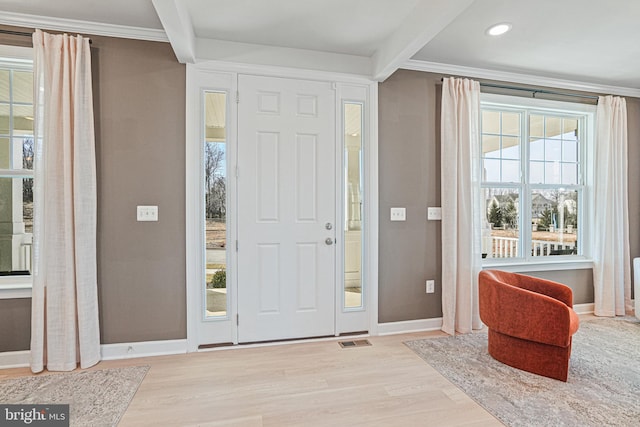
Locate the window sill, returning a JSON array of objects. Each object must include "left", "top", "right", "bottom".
[
  {"left": 482, "top": 257, "right": 593, "bottom": 273},
  {"left": 0, "top": 276, "right": 32, "bottom": 299}
]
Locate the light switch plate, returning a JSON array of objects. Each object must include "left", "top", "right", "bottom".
[
  {"left": 427, "top": 207, "right": 442, "bottom": 221},
  {"left": 426, "top": 280, "right": 435, "bottom": 293},
  {"left": 390, "top": 207, "right": 406, "bottom": 221},
  {"left": 137, "top": 205, "right": 158, "bottom": 222}
]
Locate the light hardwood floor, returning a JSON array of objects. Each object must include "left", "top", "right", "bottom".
[{"left": 1, "top": 331, "right": 502, "bottom": 427}]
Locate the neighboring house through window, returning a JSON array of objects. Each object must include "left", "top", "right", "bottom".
[
  {"left": 480, "top": 94, "right": 595, "bottom": 262},
  {"left": 0, "top": 45, "right": 33, "bottom": 297}
]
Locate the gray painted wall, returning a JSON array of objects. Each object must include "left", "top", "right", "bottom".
[
  {"left": 626, "top": 98, "right": 640, "bottom": 300},
  {"left": 0, "top": 298, "right": 30, "bottom": 352},
  {"left": 378, "top": 70, "right": 443, "bottom": 323},
  {"left": 521, "top": 270, "right": 594, "bottom": 305},
  {"left": 92, "top": 35, "right": 186, "bottom": 344}
]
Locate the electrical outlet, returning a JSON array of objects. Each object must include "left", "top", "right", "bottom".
[
  {"left": 137, "top": 205, "right": 158, "bottom": 222},
  {"left": 390, "top": 207, "right": 406, "bottom": 221},
  {"left": 426, "top": 280, "right": 435, "bottom": 293}
]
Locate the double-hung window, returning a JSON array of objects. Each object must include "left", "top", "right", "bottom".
[
  {"left": 480, "top": 94, "right": 594, "bottom": 263},
  {"left": 0, "top": 45, "right": 34, "bottom": 297}
]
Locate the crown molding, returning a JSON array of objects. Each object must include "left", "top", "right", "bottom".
[
  {"left": 0, "top": 11, "right": 168, "bottom": 43},
  {"left": 402, "top": 59, "right": 640, "bottom": 98}
]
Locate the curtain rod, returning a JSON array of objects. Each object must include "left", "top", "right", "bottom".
[
  {"left": 479, "top": 82, "right": 598, "bottom": 101},
  {"left": 440, "top": 77, "right": 598, "bottom": 100},
  {"left": 0, "top": 28, "right": 92, "bottom": 44}
]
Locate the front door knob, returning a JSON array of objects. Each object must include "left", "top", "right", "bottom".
[{"left": 325, "top": 238, "right": 334, "bottom": 245}]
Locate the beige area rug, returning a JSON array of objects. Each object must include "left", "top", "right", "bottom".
[
  {"left": 0, "top": 365, "right": 149, "bottom": 426},
  {"left": 406, "top": 318, "right": 640, "bottom": 427}
]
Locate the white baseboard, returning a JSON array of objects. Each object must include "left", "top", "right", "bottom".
[
  {"left": 0, "top": 350, "right": 30, "bottom": 369},
  {"left": 377, "top": 318, "right": 443, "bottom": 336},
  {"left": 0, "top": 339, "right": 188, "bottom": 370},
  {"left": 376, "top": 304, "right": 596, "bottom": 335},
  {"left": 574, "top": 303, "right": 595, "bottom": 315},
  {"left": 100, "top": 339, "right": 188, "bottom": 360}
]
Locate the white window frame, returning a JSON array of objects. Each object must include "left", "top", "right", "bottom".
[
  {"left": 0, "top": 45, "right": 34, "bottom": 299},
  {"left": 480, "top": 93, "right": 595, "bottom": 272}
]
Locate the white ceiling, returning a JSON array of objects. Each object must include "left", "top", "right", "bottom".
[
  {"left": 1, "top": 0, "right": 639, "bottom": 92},
  {"left": 0, "top": 0, "right": 163, "bottom": 29},
  {"left": 188, "top": 0, "right": 421, "bottom": 57},
  {"left": 412, "top": 0, "right": 640, "bottom": 89}
]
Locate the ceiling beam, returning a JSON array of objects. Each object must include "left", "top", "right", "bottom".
[
  {"left": 152, "top": 0, "right": 195, "bottom": 63},
  {"left": 195, "top": 38, "right": 372, "bottom": 77},
  {"left": 371, "top": 0, "right": 475, "bottom": 82}
]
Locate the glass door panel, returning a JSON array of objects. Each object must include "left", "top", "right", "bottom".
[
  {"left": 344, "top": 103, "right": 363, "bottom": 309},
  {"left": 204, "top": 91, "right": 228, "bottom": 318}
]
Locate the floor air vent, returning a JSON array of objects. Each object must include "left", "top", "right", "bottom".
[{"left": 338, "top": 339, "right": 371, "bottom": 348}]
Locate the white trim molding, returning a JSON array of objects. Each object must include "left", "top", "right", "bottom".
[
  {"left": 573, "top": 303, "right": 595, "bottom": 315},
  {"left": 483, "top": 259, "right": 594, "bottom": 273},
  {"left": 0, "top": 11, "right": 168, "bottom": 42},
  {"left": 0, "top": 350, "right": 30, "bottom": 369},
  {"left": 101, "top": 339, "right": 187, "bottom": 361},
  {"left": 0, "top": 340, "right": 189, "bottom": 369},
  {"left": 0, "top": 285, "right": 31, "bottom": 299},
  {"left": 377, "top": 318, "right": 443, "bottom": 336},
  {"left": 191, "top": 59, "right": 373, "bottom": 85},
  {"left": 402, "top": 59, "right": 640, "bottom": 98}
]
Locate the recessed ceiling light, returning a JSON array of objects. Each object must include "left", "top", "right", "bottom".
[{"left": 486, "top": 23, "right": 512, "bottom": 36}]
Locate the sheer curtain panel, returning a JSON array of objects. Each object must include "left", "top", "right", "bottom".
[
  {"left": 440, "top": 77, "right": 483, "bottom": 335},
  {"left": 30, "top": 29, "right": 100, "bottom": 372},
  {"left": 593, "top": 96, "right": 632, "bottom": 317}
]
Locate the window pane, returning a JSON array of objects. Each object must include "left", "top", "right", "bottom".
[
  {"left": 501, "top": 136, "right": 520, "bottom": 159},
  {"left": 562, "top": 118, "right": 578, "bottom": 141},
  {"left": 502, "top": 112, "right": 520, "bottom": 136},
  {"left": 501, "top": 159, "right": 520, "bottom": 182},
  {"left": 0, "top": 177, "right": 33, "bottom": 274},
  {"left": 483, "top": 158, "right": 500, "bottom": 182},
  {"left": 0, "top": 70, "right": 8, "bottom": 102},
  {"left": 0, "top": 137, "right": 9, "bottom": 169},
  {"left": 482, "top": 110, "right": 500, "bottom": 134},
  {"left": 545, "top": 162, "right": 561, "bottom": 184},
  {"left": 13, "top": 71, "right": 33, "bottom": 104},
  {"left": 482, "top": 134, "right": 500, "bottom": 156},
  {"left": 482, "top": 188, "right": 520, "bottom": 259},
  {"left": 562, "top": 163, "right": 578, "bottom": 185},
  {"left": 545, "top": 117, "right": 562, "bottom": 139},
  {"left": 12, "top": 105, "right": 33, "bottom": 136},
  {"left": 545, "top": 139, "right": 562, "bottom": 161},
  {"left": 530, "top": 115, "right": 544, "bottom": 138},
  {"left": 530, "top": 161, "right": 544, "bottom": 183},
  {"left": 562, "top": 140, "right": 577, "bottom": 162},
  {"left": 344, "top": 102, "right": 363, "bottom": 309},
  {"left": 204, "top": 91, "right": 227, "bottom": 318},
  {"left": 0, "top": 104, "right": 8, "bottom": 134},
  {"left": 530, "top": 137, "right": 544, "bottom": 161},
  {"left": 22, "top": 137, "right": 33, "bottom": 170},
  {"left": 531, "top": 189, "right": 578, "bottom": 256}
]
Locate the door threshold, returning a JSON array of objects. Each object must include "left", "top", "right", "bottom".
[{"left": 197, "top": 332, "right": 370, "bottom": 352}]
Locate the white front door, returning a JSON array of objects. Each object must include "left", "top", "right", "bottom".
[{"left": 237, "top": 75, "right": 336, "bottom": 343}]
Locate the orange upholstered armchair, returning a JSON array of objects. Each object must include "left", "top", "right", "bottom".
[{"left": 478, "top": 270, "right": 580, "bottom": 381}]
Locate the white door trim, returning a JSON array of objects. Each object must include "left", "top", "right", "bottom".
[{"left": 186, "top": 62, "right": 378, "bottom": 351}]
